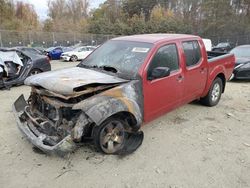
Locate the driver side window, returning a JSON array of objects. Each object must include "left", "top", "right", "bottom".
[{"left": 148, "top": 44, "right": 179, "bottom": 78}]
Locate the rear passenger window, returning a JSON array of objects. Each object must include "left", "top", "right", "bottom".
[
  {"left": 182, "top": 41, "right": 201, "bottom": 67},
  {"left": 148, "top": 44, "right": 179, "bottom": 74}
]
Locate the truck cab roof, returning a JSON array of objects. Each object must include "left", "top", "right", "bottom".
[{"left": 112, "top": 34, "right": 199, "bottom": 44}]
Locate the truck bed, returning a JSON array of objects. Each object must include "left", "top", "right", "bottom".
[{"left": 207, "top": 51, "right": 235, "bottom": 80}]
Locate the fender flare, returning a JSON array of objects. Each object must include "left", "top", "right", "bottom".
[
  {"left": 72, "top": 95, "right": 142, "bottom": 129},
  {"left": 201, "top": 65, "right": 226, "bottom": 97}
]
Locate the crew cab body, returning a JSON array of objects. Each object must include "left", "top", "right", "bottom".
[{"left": 13, "top": 34, "right": 235, "bottom": 156}]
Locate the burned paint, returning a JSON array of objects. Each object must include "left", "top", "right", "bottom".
[
  {"left": 25, "top": 67, "right": 128, "bottom": 95},
  {"left": 13, "top": 68, "right": 144, "bottom": 156}
]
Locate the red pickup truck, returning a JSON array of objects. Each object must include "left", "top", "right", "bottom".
[{"left": 13, "top": 34, "right": 235, "bottom": 156}]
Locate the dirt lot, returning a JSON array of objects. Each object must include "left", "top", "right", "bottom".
[{"left": 0, "top": 60, "right": 250, "bottom": 188}]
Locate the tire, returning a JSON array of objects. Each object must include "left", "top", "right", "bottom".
[
  {"left": 28, "top": 69, "right": 42, "bottom": 76},
  {"left": 70, "top": 55, "right": 78, "bottom": 62},
  {"left": 200, "top": 77, "right": 223, "bottom": 107},
  {"left": 93, "top": 118, "right": 127, "bottom": 154}
]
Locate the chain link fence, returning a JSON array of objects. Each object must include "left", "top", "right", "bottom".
[
  {"left": 0, "top": 30, "right": 118, "bottom": 48},
  {"left": 202, "top": 35, "right": 250, "bottom": 47},
  {"left": 1, "top": 30, "right": 250, "bottom": 48}
]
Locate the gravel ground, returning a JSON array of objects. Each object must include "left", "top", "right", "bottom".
[{"left": 0, "top": 60, "right": 249, "bottom": 188}]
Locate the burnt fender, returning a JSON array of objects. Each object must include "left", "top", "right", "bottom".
[{"left": 72, "top": 96, "right": 142, "bottom": 129}]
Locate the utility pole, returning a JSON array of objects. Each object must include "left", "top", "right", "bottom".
[{"left": 0, "top": 31, "right": 3, "bottom": 47}]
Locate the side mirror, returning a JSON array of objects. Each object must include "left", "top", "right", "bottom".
[{"left": 148, "top": 67, "right": 171, "bottom": 80}]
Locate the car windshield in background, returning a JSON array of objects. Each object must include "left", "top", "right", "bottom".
[
  {"left": 78, "top": 40, "right": 152, "bottom": 79},
  {"left": 231, "top": 47, "right": 250, "bottom": 58},
  {"left": 216, "top": 43, "right": 229, "bottom": 48},
  {"left": 46, "top": 47, "right": 55, "bottom": 51},
  {"left": 75, "top": 47, "right": 83, "bottom": 51}
]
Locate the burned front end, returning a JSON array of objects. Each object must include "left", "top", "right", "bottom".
[
  {"left": 13, "top": 70, "right": 144, "bottom": 156},
  {"left": 13, "top": 86, "right": 95, "bottom": 156}
]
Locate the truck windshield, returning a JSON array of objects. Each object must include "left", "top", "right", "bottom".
[{"left": 78, "top": 40, "right": 153, "bottom": 79}]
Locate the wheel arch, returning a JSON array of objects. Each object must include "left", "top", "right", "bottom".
[
  {"left": 216, "top": 73, "right": 226, "bottom": 93},
  {"left": 202, "top": 70, "right": 226, "bottom": 97},
  {"left": 103, "top": 111, "right": 139, "bottom": 131},
  {"left": 28, "top": 68, "right": 43, "bottom": 76},
  {"left": 73, "top": 96, "right": 142, "bottom": 131}
]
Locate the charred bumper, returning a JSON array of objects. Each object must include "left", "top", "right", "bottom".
[{"left": 13, "top": 95, "right": 76, "bottom": 156}]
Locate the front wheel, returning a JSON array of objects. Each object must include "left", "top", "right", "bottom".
[
  {"left": 200, "top": 77, "right": 223, "bottom": 107},
  {"left": 93, "top": 118, "right": 126, "bottom": 154},
  {"left": 70, "top": 55, "right": 78, "bottom": 62}
]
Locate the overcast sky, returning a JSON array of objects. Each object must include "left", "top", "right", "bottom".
[{"left": 20, "top": 0, "right": 106, "bottom": 20}]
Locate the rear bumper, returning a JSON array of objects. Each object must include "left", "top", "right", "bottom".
[{"left": 13, "top": 95, "right": 76, "bottom": 156}]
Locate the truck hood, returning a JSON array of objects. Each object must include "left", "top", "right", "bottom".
[{"left": 25, "top": 67, "right": 129, "bottom": 95}]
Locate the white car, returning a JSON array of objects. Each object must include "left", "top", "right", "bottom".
[
  {"left": 202, "top": 39, "right": 212, "bottom": 51},
  {"left": 61, "top": 46, "right": 96, "bottom": 62}
]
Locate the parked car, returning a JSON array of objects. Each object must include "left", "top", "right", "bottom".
[
  {"left": 34, "top": 47, "right": 46, "bottom": 55},
  {"left": 230, "top": 45, "right": 250, "bottom": 80},
  {"left": 212, "top": 42, "right": 232, "bottom": 52},
  {"left": 0, "top": 49, "right": 51, "bottom": 89},
  {"left": 61, "top": 46, "right": 96, "bottom": 62},
  {"left": 13, "top": 47, "right": 43, "bottom": 55},
  {"left": 202, "top": 38, "right": 212, "bottom": 51},
  {"left": 45, "top": 46, "right": 73, "bottom": 60},
  {"left": 13, "top": 34, "right": 235, "bottom": 156}
]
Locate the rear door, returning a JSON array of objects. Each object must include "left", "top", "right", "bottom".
[
  {"left": 181, "top": 40, "right": 207, "bottom": 102},
  {"left": 143, "top": 43, "right": 185, "bottom": 122}
]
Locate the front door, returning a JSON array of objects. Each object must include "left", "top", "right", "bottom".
[{"left": 143, "top": 43, "right": 184, "bottom": 122}]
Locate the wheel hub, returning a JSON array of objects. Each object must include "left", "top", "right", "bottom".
[
  {"left": 211, "top": 83, "right": 220, "bottom": 102},
  {"left": 100, "top": 121, "right": 125, "bottom": 154}
]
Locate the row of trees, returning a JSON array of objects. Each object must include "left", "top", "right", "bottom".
[
  {"left": 43, "top": 0, "right": 89, "bottom": 32},
  {"left": 0, "top": 0, "right": 89, "bottom": 33},
  {"left": 89, "top": 0, "right": 250, "bottom": 38},
  {"left": 1, "top": 0, "right": 250, "bottom": 38},
  {"left": 0, "top": 0, "right": 39, "bottom": 31}
]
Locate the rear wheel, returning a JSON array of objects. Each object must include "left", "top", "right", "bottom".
[
  {"left": 200, "top": 77, "right": 223, "bottom": 107},
  {"left": 28, "top": 69, "right": 42, "bottom": 76},
  {"left": 93, "top": 118, "right": 126, "bottom": 154},
  {"left": 70, "top": 55, "right": 78, "bottom": 62}
]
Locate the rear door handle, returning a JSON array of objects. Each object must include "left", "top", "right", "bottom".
[
  {"left": 177, "top": 75, "right": 184, "bottom": 82},
  {"left": 200, "top": 68, "right": 206, "bottom": 74}
]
